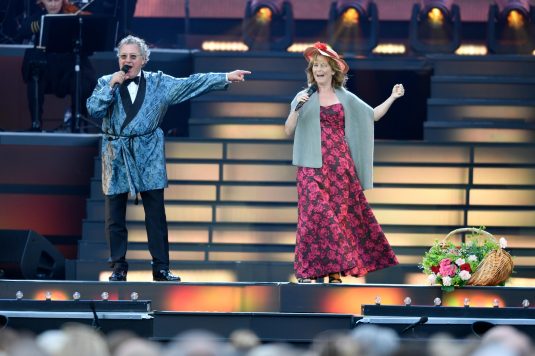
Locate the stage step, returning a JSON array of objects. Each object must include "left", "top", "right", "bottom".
[
  {"left": 188, "top": 118, "right": 288, "bottom": 139},
  {"left": 429, "top": 54, "right": 535, "bottom": 77},
  {"left": 431, "top": 76, "right": 535, "bottom": 100},
  {"left": 424, "top": 121, "right": 535, "bottom": 143},
  {"left": 191, "top": 96, "right": 290, "bottom": 119},
  {"left": 425, "top": 55, "right": 535, "bottom": 143},
  {"left": 427, "top": 98, "right": 535, "bottom": 122}
]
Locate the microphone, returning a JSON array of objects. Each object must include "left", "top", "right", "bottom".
[
  {"left": 294, "top": 84, "right": 318, "bottom": 111},
  {"left": 401, "top": 316, "right": 428, "bottom": 334},
  {"left": 111, "top": 64, "right": 132, "bottom": 95}
]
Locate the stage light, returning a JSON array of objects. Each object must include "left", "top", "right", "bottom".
[
  {"left": 522, "top": 299, "right": 530, "bottom": 308},
  {"left": 287, "top": 42, "right": 314, "bottom": 52},
  {"left": 455, "top": 44, "right": 488, "bottom": 56},
  {"left": 15, "top": 291, "right": 23, "bottom": 300},
  {"left": 328, "top": 0, "right": 379, "bottom": 55},
  {"left": 101, "top": 292, "right": 109, "bottom": 301},
  {"left": 131, "top": 292, "right": 139, "bottom": 301},
  {"left": 409, "top": 0, "right": 461, "bottom": 54},
  {"left": 487, "top": 0, "right": 535, "bottom": 54},
  {"left": 427, "top": 8, "right": 445, "bottom": 26},
  {"left": 433, "top": 297, "right": 442, "bottom": 306},
  {"left": 73, "top": 292, "right": 81, "bottom": 301},
  {"left": 342, "top": 7, "right": 360, "bottom": 26},
  {"left": 404, "top": 297, "right": 412, "bottom": 306},
  {"left": 508, "top": 9, "right": 526, "bottom": 28},
  {"left": 201, "top": 41, "right": 249, "bottom": 52},
  {"left": 492, "top": 299, "right": 500, "bottom": 308},
  {"left": 256, "top": 6, "right": 273, "bottom": 24},
  {"left": 45, "top": 291, "right": 52, "bottom": 301},
  {"left": 372, "top": 43, "right": 407, "bottom": 55},
  {"left": 242, "top": 0, "right": 294, "bottom": 51},
  {"left": 375, "top": 296, "right": 381, "bottom": 305},
  {"left": 464, "top": 298, "right": 470, "bottom": 307}
]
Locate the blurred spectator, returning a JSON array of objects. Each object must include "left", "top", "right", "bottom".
[
  {"left": 229, "top": 329, "right": 260, "bottom": 355},
  {"left": 477, "top": 326, "right": 533, "bottom": 356},
  {"left": 36, "top": 329, "right": 68, "bottom": 355},
  {"left": 56, "top": 323, "right": 110, "bottom": 356},
  {"left": 311, "top": 330, "right": 361, "bottom": 356},
  {"left": 350, "top": 325, "right": 400, "bottom": 356},
  {"left": 107, "top": 329, "right": 139, "bottom": 355},
  {"left": 114, "top": 337, "right": 161, "bottom": 356},
  {"left": 163, "top": 329, "right": 226, "bottom": 356}
]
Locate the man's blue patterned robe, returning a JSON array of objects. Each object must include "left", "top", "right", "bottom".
[{"left": 87, "top": 71, "right": 228, "bottom": 196}]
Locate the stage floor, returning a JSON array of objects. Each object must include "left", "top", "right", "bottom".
[{"left": 1, "top": 280, "right": 534, "bottom": 342}]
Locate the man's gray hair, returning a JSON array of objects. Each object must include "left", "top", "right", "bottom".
[{"left": 116, "top": 35, "right": 150, "bottom": 63}]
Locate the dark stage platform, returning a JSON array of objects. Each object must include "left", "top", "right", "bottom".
[{"left": 1, "top": 280, "right": 534, "bottom": 342}]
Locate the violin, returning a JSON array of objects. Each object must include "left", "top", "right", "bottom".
[{"left": 62, "top": 1, "right": 91, "bottom": 15}]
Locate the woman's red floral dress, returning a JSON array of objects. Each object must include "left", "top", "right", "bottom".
[{"left": 294, "top": 103, "right": 398, "bottom": 279}]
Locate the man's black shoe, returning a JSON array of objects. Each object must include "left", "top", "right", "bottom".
[
  {"left": 153, "top": 269, "right": 181, "bottom": 282},
  {"left": 109, "top": 269, "right": 127, "bottom": 281}
]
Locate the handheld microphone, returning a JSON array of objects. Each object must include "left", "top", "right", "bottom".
[
  {"left": 401, "top": 316, "right": 428, "bottom": 334},
  {"left": 111, "top": 64, "right": 132, "bottom": 95},
  {"left": 294, "top": 84, "right": 318, "bottom": 111}
]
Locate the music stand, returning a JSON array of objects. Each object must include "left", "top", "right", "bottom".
[{"left": 38, "top": 13, "right": 117, "bottom": 132}]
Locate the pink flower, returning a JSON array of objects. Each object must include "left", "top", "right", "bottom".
[{"left": 439, "top": 258, "right": 457, "bottom": 277}]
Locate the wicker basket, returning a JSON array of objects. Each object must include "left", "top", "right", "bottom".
[{"left": 443, "top": 228, "right": 514, "bottom": 286}]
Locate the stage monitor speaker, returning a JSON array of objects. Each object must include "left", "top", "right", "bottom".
[{"left": 0, "top": 230, "right": 65, "bottom": 280}]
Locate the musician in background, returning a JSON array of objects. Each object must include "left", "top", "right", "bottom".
[{"left": 20, "top": 0, "right": 96, "bottom": 132}]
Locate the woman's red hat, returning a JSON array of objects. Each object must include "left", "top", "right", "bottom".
[{"left": 303, "top": 42, "right": 349, "bottom": 74}]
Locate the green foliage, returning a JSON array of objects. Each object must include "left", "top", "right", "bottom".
[{"left": 420, "top": 228, "right": 504, "bottom": 291}]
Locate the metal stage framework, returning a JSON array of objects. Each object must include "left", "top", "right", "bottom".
[{"left": 1, "top": 280, "right": 535, "bottom": 343}]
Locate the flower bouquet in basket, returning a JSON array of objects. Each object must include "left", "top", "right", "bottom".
[{"left": 421, "top": 227, "right": 514, "bottom": 292}]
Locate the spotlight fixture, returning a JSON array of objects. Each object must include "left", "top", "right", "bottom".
[
  {"left": 131, "top": 292, "right": 139, "bottom": 301},
  {"left": 409, "top": 0, "right": 461, "bottom": 54},
  {"left": 72, "top": 292, "right": 81, "bottom": 301},
  {"left": 487, "top": 0, "right": 535, "bottom": 54},
  {"left": 522, "top": 299, "right": 530, "bottom": 308},
  {"left": 101, "top": 292, "right": 109, "bottom": 301},
  {"left": 242, "top": 0, "right": 294, "bottom": 51},
  {"left": 433, "top": 297, "right": 442, "bottom": 306},
  {"left": 493, "top": 299, "right": 500, "bottom": 308},
  {"left": 45, "top": 291, "right": 52, "bottom": 301},
  {"left": 15, "top": 291, "right": 23, "bottom": 300},
  {"left": 404, "top": 297, "right": 412, "bottom": 306},
  {"left": 328, "top": 0, "right": 379, "bottom": 55}
]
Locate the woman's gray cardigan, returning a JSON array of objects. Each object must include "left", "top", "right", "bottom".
[{"left": 290, "top": 86, "right": 375, "bottom": 190}]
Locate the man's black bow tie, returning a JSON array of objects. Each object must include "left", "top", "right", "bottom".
[{"left": 124, "top": 76, "right": 140, "bottom": 86}]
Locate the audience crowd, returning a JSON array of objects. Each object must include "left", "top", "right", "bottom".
[{"left": 0, "top": 322, "right": 533, "bottom": 356}]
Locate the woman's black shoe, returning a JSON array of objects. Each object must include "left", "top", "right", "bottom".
[{"left": 153, "top": 269, "right": 181, "bottom": 282}]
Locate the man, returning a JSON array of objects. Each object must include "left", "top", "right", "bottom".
[{"left": 87, "top": 35, "right": 250, "bottom": 281}]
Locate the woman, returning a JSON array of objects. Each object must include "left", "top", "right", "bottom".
[{"left": 285, "top": 42, "right": 404, "bottom": 283}]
